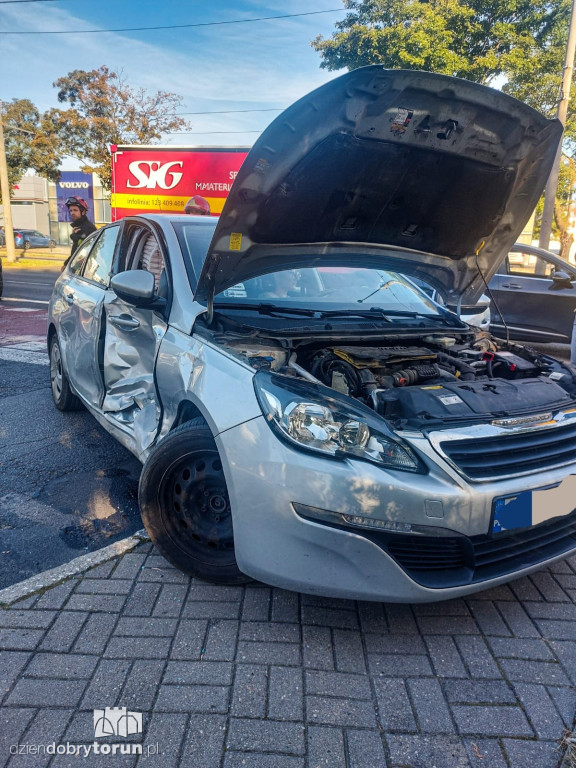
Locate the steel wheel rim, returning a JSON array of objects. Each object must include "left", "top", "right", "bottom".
[
  {"left": 159, "top": 449, "right": 236, "bottom": 567},
  {"left": 50, "top": 343, "right": 63, "bottom": 400}
]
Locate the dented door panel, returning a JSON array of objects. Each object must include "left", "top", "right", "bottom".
[
  {"left": 101, "top": 290, "right": 167, "bottom": 453},
  {"left": 59, "top": 278, "right": 107, "bottom": 406}
]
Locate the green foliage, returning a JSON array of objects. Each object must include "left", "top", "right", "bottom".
[
  {"left": 50, "top": 66, "right": 189, "bottom": 189},
  {"left": 312, "top": 0, "right": 571, "bottom": 128},
  {"left": 553, "top": 156, "right": 576, "bottom": 257},
  {"left": 313, "top": 0, "right": 575, "bottom": 248},
  {"left": 1, "top": 67, "right": 189, "bottom": 202},
  {"left": 0, "top": 99, "right": 63, "bottom": 203}
]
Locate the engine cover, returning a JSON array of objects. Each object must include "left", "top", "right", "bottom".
[{"left": 375, "top": 377, "right": 573, "bottom": 428}]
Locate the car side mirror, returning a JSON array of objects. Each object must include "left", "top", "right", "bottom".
[
  {"left": 110, "top": 270, "right": 167, "bottom": 309},
  {"left": 551, "top": 271, "right": 574, "bottom": 290}
]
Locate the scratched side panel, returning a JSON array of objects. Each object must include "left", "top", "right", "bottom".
[{"left": 153, "top": 326, "right": 261, "bottom": 449}]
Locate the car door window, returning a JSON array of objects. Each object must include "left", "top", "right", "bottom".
[
  {"left": 68, "top": 235, "right": 99, "bottom": 276},
  {"left": 83, "top": 226, "right": 120, "bottom": 287},
  {"left": 507, "top": 253, "right": 555, "bottom": 278},
  {"left": 122, "top": 227, "right": 167, "bottom": 295}
]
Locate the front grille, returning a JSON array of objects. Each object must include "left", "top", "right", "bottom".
[
  {"left": 439, "top": 420, "right": 576, "bottom": 480},
  {"left": 383, "top": 510, "right": 576, "bottom": 588},
  {"left": 387, "top": 537, "right": 466, "bottom": 571}
]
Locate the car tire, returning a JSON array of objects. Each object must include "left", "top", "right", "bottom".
[
  {"left": 49, "top": 335, "right": 83, "bottom": 411},
  {"left": 23, "top": 241, "right": 30, "bottom": 251},
  {"left": 139, "top": 418, "right": 250, "bottom": 584},
  {"left": 49, "top": 239, "right": 56, "bottom": 249}
]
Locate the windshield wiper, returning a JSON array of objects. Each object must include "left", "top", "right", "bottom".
[
  {"left": 213, "top": 302, "right": 318, "bottom": 317},
  {"left": 316, "top": 307, "right": 459, "bottom": 324},
  {"left": 213, "top": 302, "right": 458, "bottom": 324},
  {"left": 215, "top": 303, "right": 398, "bottom": 321}
]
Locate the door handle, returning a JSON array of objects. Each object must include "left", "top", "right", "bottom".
[
  {"left": 501, "top": 283, "right": 523, "bottom": 289},
  {"left": 65, "top": 293, "right": 75, "bottom": 305},
  {"left": 109, "top": 315, "right": 140, "bottom": 331}
]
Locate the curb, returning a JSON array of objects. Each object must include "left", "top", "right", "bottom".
[{"left": 0, "top": 529, "right": 151, "bottom": 608}]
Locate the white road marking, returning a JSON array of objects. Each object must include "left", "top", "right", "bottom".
[
  {"left": 0, "top": 348, "right": 49, "bottom": 366},
  {"left": 0, "top": 297, "right": 49, "bottom": 305},
  {"left": 2, "top": 308, "right": 41, "bottom": 313}
]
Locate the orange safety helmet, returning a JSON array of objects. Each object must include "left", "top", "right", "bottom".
[{"left": 184, "top": 195, "right": 211, "bottom": 215}]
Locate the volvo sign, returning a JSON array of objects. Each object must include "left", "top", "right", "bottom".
[{"left": 56, "top": 172, "right": 94, "bottom": 222}]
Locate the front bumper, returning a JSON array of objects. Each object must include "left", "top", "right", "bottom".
[{"left": 217, "top": 416, "right": 576, "bottom": 602}]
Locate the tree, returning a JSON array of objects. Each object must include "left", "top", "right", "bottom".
[
  {"left": 312, "top": 0, "right": 569, "bottom": 98},
  {"left": 0, "top": 99, "right": 63, "bottom": 203},
  {"left": 51, "top": 66, "right": 189, "bottom": 189},
  {"left": 312, "top": 0, "right": 575, "bottom": 255},
  {"left": 553, "top": 156, "right": 576, "bottom": 257}
]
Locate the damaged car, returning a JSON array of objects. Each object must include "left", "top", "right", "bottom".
[{"left": 48, "top": 66, "right": 576, "bottom": 602}]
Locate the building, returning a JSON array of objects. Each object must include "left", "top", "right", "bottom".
[
  {"left": 0, "top": 175, "right": 50, "bottom": 233},
  {"left": 0, "top": 172, "right": 111, "bottom": 246}
]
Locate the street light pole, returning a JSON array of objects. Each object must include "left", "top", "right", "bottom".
[
  {"left": 539, "top": 0, "right": 576, "bottom": 251},
  {"left": 0, "top": 103, "right": 17, "bottom": 263}
]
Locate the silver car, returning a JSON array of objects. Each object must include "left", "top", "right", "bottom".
[{"left": 48, "top": 67, "right": 576, "bottom": 602}]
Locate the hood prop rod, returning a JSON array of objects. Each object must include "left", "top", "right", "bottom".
[
  {"left": 206, "top": 290, "right": 215, "bottom": 326},
  {"left": 474, "top": 251, "right": 510, "bottom": 345}
]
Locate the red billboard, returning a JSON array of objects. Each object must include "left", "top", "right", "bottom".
[{"left": 110, "top": 145, "right": 249, "bottom": 221}]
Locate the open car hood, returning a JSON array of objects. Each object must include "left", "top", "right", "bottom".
[{"left": 195, "top": 67, "right": 562, "bottom": 304}]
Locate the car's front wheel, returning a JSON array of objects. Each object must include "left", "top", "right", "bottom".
[
  {"left": 49, "top": 335, "right": 82, "bottom": 411},
  {"left": 139, "top": 419, "right": 250, "bottom": 584}
]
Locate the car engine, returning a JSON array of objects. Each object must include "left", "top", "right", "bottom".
[{"left": 214, "top": 331, "right": 576, "bottom": 430}]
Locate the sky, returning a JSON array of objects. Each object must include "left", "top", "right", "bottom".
[{"left": 0, "top": 0, "right": 348, "bottom": 168}]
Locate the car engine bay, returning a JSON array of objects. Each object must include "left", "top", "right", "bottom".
[{"left": 201, "top": 320, "right": 576, "bottom": 430}]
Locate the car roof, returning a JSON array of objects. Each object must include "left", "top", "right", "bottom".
[{"left": 126, "top": 213, "right": 218, "bottom": 228}]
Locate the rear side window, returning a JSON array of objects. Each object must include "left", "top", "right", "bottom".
[{"left": 83, "top": 226, "right": 120, "bottom": 287}]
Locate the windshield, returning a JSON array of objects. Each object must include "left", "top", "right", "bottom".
[
  {"left": 215, "top": 267, "right": 442, "bottom": 316},
  {"left": 173, "top": 220, "right": 445, "bottom": 320}
]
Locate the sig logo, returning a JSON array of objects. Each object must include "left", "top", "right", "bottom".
[
  {"left": 94, "top": 708, "right": 143, "bottom": 738},
  {"left": 126, "top": 160, "right": 183, "bottom": 190}
]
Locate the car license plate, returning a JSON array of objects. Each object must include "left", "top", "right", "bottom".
[{"left": 492, "top": 474, "right": 576, "bottom": 534}]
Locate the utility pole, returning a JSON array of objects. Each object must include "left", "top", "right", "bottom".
[
  {"left": 0, "top": 104, "right": 17, "bottom": 264},
  {"left": 539, "top": 0, "right": 576, "bottom": 250},
  {"left": 0, "top": 102, "right": 17, "bottom": 263}
]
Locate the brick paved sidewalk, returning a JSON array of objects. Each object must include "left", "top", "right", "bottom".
[{"left": 1, "top": 543, "right": 576, "bottom": 768}]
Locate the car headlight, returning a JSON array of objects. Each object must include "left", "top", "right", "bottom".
[{"left": 254, "top": 373, "right": 425, "bottom": 473}]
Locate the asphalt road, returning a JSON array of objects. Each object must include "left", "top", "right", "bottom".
[
  {"left": 0, "top": 263, "right": 143, "bottom": 589},
  {"left": 1, "top": 264, "right": 59, "bottom": 309},
  {"left": 0, "top": 358, "right": 143, "bottom": 589}
]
